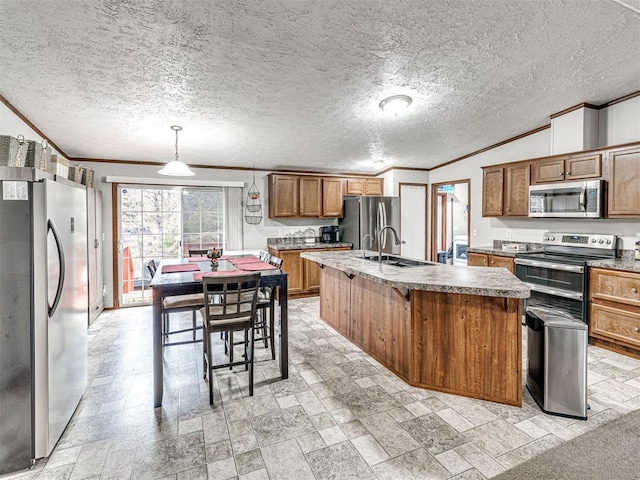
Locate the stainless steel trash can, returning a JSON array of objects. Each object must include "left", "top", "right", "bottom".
[{"left": 526, "top": 306, "right": 588, "bottom": 420}]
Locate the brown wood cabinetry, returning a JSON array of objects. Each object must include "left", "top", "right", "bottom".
[
  {"left": 299, "top": 177, "right": 321, "bottom": 216},
  {"left": 606, "top": 146, "right": 640, "bottom": 217},
  {"left": 589, "top": 268, "right": 640, "bottom": 359},
  {"left": 482, "top": 167, "right": 504, "bottom": 216},
  {"left": 481, "top": 163, "right": 529, "bottom": 217},
  {"left": 345, "top": 178, "right": 384, "bottom": 196},
  {"left": 319, "top": 266, "right": 522, "bottom": 406},
  {"left": 321, "top": 178, "right": 344, "bottom": 217},
  {"left": 269, "top": 246, "right": 351, "bottom": 297},
  {"left": 532, "top": 153, "right": 601, "bottom": 184},
  {"left": 504, "top": 163, "right": 531, "bottom": 216},
  {"left": 467, "top": 252, "right": 514, "bottom": 273},
  {"left": 268, "top": 174, "right": 299, "bottom": 217},
  {"left": 269, "top": 174, "right": 375, "bottom": 218}
]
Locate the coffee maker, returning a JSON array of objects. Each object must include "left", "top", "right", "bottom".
[{"left": 319, "top": 225, "right": 339, "bottom": 243}]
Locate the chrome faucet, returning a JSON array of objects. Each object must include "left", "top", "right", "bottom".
[
  {"left": 378, "top": 226, "right": 401, "bottom": 262},
  {"left": 362, "top": 234, "right": 374, "bottom": 258}
]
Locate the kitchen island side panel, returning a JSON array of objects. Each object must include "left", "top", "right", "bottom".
[{"left": 412, "top": 291, "right": 522, "bottom": 406}]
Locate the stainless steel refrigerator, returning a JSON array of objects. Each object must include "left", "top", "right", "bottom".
[
  {"left": 0, "top": 172, "right": 88, "bottom": 474},
  {"left": 339, "top": 196, "right": 400, "bottom": 254}
]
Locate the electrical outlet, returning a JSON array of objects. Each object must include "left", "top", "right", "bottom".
[
  {"left": 505, "top": 229, "right": 512, "bottom": 238},
  {"left": 472, "top": 229, "right": 478, "bottom": 237},
  {"left": 278, "top": 229, "right": 283, "bottom": 236}
]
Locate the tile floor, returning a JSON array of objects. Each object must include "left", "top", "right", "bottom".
[{"left": 3, "top": 297, "right": 640, "bottom": 480}]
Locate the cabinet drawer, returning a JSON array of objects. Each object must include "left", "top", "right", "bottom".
[
  {"left": 590, "top": 268, "right": 640, "bottom": 307},
  {"left": 590, "top": 303, "right": 640, "bottom": 348}
]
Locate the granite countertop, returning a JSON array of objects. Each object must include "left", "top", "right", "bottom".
[
  {"left": 467, "top": 246, "right": 545, "bottom": 257},
  {"left": 587, "top": 259, "right": 640, "bottom": 273},
  {"left": 301, "top": 250, "right": 530, "bottom": 299},
  {"left": 267, "top": 241, "right": 353, "bottom": 251}
]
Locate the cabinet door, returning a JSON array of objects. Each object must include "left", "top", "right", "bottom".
[
  {"left": 346, "top": 178, "right": 365, "bottom": 195},
  {"left": 364, "top": 179, "right": 383, "bottom": 196},
  {"left": 504, "top": 163, "right": 530, "bottom": 216},
  {"left": 532, "top": 158, "right": 565, "bottom": 184},
  {"left": 482, "top": 167, "right": 504, "bottom": 217},
  {"left": 277, "top": 250, "right": 304, "bottom": 294},
  {"left": 299, "top": 177, "right": 322, "bottom": 216},
  {"left": 566, "top": 153, "right": 601, "bottom": 180},
  {"left": 607, "top": 146, "right": 640, "bottom": 217},
  {"left": 303, "top": 249, "right": 327, "bottom": 293},
  {"left": 488, "top": 255, "right": 515, "bottom": 273},
  {"left": 467, "top": 252, "right": 488, "bottom": 267},
  {"left": 322, "top": 178, "right": 344, "bottom": 217},
  {"left": 269, "top": 175, "right": 299, "bottom": 217}
]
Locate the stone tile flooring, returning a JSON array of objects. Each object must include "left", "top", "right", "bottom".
[{"left": 4, "top": 297, "right": 640, "bottom": 480}]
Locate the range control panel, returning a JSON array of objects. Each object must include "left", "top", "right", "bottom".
[{"left": 543, "top": 232, "right": 617, "bottom": 250}]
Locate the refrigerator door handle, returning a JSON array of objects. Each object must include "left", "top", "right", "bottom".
[
  {"left": 47, "top": 219, "right": 65, "bottom": 318},
  {"left": 380, "top": 202, "right": 388, "bottom": 249}
]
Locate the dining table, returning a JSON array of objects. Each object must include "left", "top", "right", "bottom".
[{"left": 150, "top": 253, "right": 289, "bottom": 407}]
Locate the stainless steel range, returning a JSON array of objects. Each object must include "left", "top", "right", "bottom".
[
  {"left": 515, "top": 232, "right": 617, "bottom": 420},
  {"left": 515, "top": 232, "right": 617, "bottom": 323}
]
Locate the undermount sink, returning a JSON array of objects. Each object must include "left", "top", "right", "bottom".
[{"left": 363, "top": 255, "right": 437, "bottom": 268}]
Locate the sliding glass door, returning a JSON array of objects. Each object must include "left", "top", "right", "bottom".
[{"left": 118, "top": 185, "right": 227, "bottom": 306}]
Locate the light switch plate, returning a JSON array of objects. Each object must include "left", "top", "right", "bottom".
[{"left": 472, "top": 229, "right": 478, "bottom": 237}]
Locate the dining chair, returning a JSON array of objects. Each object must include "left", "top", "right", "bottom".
[
  {"left": 147, "top": 260, "right": 203, "bottom": 347},
  {"left": 253, "top": 254, "right": 283, "bottom": 360},
  {"left": 200, "top": 272, "right": 261, "bottom": 405},
  {"left": 258, "top": 250, "right": 270, "bottom": 262},
  {"left": 189, "top": 248, "right": 210, "bottom": 257}
]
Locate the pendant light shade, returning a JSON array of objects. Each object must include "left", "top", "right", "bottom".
[{"left": 159, "top": 126, "right": 195, "bottom": 176}]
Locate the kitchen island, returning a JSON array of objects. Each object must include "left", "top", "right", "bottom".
[{"left": 301, "top": 250, "right": 530, "bottom": 406}]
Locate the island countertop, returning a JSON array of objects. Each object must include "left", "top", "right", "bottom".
[{"left": 301, "top": 250, "right": 530, "bottom": 299}]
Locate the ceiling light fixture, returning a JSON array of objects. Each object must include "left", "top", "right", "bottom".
[
  {"left": 158, "top": 125, "right": 195, "bottom": 176},
  {"left": 379, "top": 95, "right": 412, "bottom": 115}
]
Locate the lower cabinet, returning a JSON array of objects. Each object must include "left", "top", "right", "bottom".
[
  {"left": 589, "top": 268, "right": 640, "bottom": 359},
  {"left": 268, "top": 246, "right": 351, "bottom": 297},
  {"left": 467, "top": 252, "right": 515, "bottom": 273}
]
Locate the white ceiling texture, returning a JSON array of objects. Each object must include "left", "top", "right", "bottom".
[{"left": 0, "top": 1, "right": 639, "bottom": 174}]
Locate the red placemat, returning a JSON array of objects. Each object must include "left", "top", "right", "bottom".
[
  {"left": 193, "top": 270, "right": 244, "bottom": 281},
  {"left": 238, "top": 262, "right": 278, "bottom": 271},
  {"left": 187, "top": 256, "right": 209, "bottom": 262},
  {"left": 228, "top": 256, "right": 261, "bottom": 265},
  {"left": 162, "top": 263, "right": 200, "bottom": 273}
]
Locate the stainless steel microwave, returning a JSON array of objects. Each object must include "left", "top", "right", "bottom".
[{"left": 528, "top": 180, "right": 602, "bottom": 218}]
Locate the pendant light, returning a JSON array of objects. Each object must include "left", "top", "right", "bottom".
[{"left": 158, "top": 125, "right": 195, "bottom": 176}]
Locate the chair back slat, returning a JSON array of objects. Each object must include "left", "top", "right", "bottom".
[
  {"left": 202, "top": 273, "right": 261, "bottom": 325},
  {"left": 268, "top": 255, "right": 283, "bottom": 269}
]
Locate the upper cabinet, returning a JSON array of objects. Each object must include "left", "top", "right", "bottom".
[
  {"left": 532, "top": 152, "right": 601, "bottom": 184},
  {"left": 607, "top": 146, "right": 640, "bottom": 217},
  {"left": 482, "top": 163, "right": 530, "bottom": 217},
  {"left": 269, "top": 174, "right": 299, "bottom": 217},
  {"left": 269, "top": 174, "right": 358, "bottom": 218},
  {"left": 345, "top": 178, "right": 384, "bottom": 196}
]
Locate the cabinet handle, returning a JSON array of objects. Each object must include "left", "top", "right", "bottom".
[
  {"left": 506, "top": 208, "right": 510, "bottom": 212},
  {"left": 558, "top": 173, "right": 563, "bottom": 176},
  {"left": 566, "top": 172, "right": 571, "bottom": 175},
  {"left": 498, "top": 208, "right": 502, "bottom": 212},
  {"left": 634, "top": 327, "right": 639, "bottom": 332},
  {"left": 632, "top": 288, "right": 638, "bottom": 294}
]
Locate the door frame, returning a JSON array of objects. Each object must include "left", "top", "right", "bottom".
[
  {"left": 430, "top": 179, "right": 471, "bottom": 262},
  {"left": 399, "top": 182, "right": 429, "bottom": 260}
]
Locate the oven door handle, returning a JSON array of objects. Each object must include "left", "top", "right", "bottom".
[
  {"left": 525, "top": 282, "right": 584, "bottom": 301},
  {"left": 515, "top": 258, "right": 584, "bottom": 273}
]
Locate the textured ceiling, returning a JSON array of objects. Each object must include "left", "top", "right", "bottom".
[{"left": 0, "top": 0, "right": 638, "bottom": 174}]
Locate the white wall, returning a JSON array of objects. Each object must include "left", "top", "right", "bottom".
[
  {"left": 378, "top": 169, "right": 429, "bottom": 196},
  {"left": 429, "top": 96, "right": 640, "bottom": 258}
]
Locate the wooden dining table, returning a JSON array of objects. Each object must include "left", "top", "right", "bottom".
[{"left": 150, "top": 254, "right": 289, "bottom": 407}]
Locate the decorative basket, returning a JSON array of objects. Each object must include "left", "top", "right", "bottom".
[
  {"left": 25, "top": 139, "right": 52, "bottom": 171},
  {"left": 0, "top": 134, "right": 28, "bottom": 167},
  {"left": 48, "top": 154, "right": 69, "bottom": 178},
  {"left": 68, "top": 165, "right": 84, "bottom": 183},
  {"left": 81, "top": 168, "right": 94, "bottom": 187}
]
